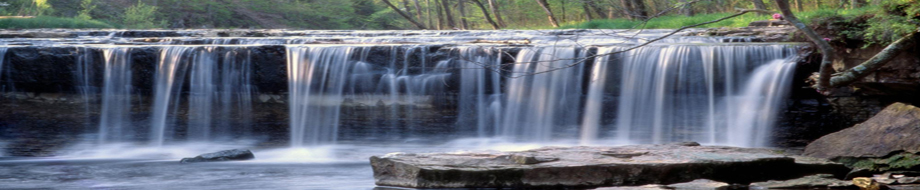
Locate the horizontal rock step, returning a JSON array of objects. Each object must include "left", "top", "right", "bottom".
[{"left": 370, "top": 144, "right": 849, "bottom": 189}]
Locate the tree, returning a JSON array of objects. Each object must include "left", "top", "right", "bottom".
[
  {"left": 381, "top": 0, "right": 427, "bottom": 29},
  {"left": 680, "top": 0, "right": 694, "bottom": 16},
  {"left": 457, "top": 0, "right": 470, "bottom": 30},
  {"left": 752, "top": 0, "right": 768, "bottom": 14},
  {"left": 774, "top": 0, "right": 919, "bottom": 92},
  {"left": 487, "top": 0, "right": 506, "bottom": 27},
  {"left": 471, "top": 0, "right": 500, "bottom": 29},
  {"left": 124, "top": 0, "right": 162, "bottom": 29},
  {"left": 534, "top": 0, "right": 560, "bottom": 27},
  {"left": 439, "top": 0, "right": 456, "bottom": 29},
  {"left": 75, "top": 0, "right": 95, "bottom": 20}
]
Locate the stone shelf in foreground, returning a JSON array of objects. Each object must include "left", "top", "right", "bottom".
[{"left": 370, "top": 144, "right": 849, "bottom": 189}]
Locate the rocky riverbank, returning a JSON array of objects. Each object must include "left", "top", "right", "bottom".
[{"left": 370, "top": 143, "right": 849, "bottom": 189}]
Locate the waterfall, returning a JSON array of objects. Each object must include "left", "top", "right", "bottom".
[
  {"left": 498, "top": 46, "right": 587, "bottom": 141},
  {"left": 97, "top": 47, "right": 133, "bottom": 144},
  {"left": 0, "top": 30, "right": 805, "bottom": 150},
  {"left": 0, "top": 47, "right": 7, "bottom": 91},
  {"left": 287, "top": 46, "right": 355, "bottom": 147},
  {"left": 579, "top": 44, "right": 797, "bottom": 147},
  {"left": 722, "top": 59, "right": 797, "bottom": 147},
  {"left": 150, "top": 46, "right": 195, "bottom": 146},
  {"left": 150, "top": 46, "right": 255, "bottom": 146}
]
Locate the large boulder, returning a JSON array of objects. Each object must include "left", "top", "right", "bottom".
[
  {"left": 805, "top": 102, "right": 920, "bottom": 159},
  {"left": 370, "top": 144, "right": 849, "bottom": 189},
  {"left": 180, "top": 149, "right": 255, "bottom": 163}
]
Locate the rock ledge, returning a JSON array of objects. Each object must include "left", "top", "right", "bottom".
[{"left": 370, "top": 144, "right": 849, "bottom": 189}]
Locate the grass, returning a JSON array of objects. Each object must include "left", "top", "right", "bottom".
[
  {"left": 561, "top": 7, "right": 878, "bottom": 30},
  {"left": 0, "top": 16, "right": 115, "bottom": 29}
]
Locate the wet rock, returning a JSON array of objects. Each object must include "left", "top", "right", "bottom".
[
  {"left": 668, "top": 141, "right": 702, "bottom": 147},
  {"left": 593, "top": 184, "right": 671, "bottom": 190},
  {"left": 666, "top": 179, "right": 735, "bottom": 190},
  {"left": 854, "top": 177, "right": 884, "bottom": 190},
  {"left": 750, "top": 174, "right": 854, "bottom": 189},
  {"left": 179, "top": 149, "right": 255, "bottom": 163},
  {"left": 370, "top": 145, "right": 850, "bottom": 189},
  {"left": 897, "top": 177, "right": 919, "bottom": 184},
  {"left": 805, "top": 103, "right": 920, "bottom": 159}
]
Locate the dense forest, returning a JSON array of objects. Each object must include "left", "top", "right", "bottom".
[{"left": 0, "top": 0, "right": 895, "bottom": 30}]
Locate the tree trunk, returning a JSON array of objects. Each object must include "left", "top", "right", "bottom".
[
  {"left": 382, "top": 0, "right": 428, "bottom": 29},
  {"left": 440, "top": 0, "right": 456, "bottom": 29},
  {"left": 413, "top": 0, "right": 424, "bottom": 21},
  {"left": 535, "top": 0, "right": 560, "bottom": 27},
  {"left": 585, "top": 0, "right": 608, "bottom": 19},
  {"left": 776, "top": 0, "right": 835, "bottom": 91},
  {"left": 471, "top": 0, "right": 501, "bottom": 29},
  {"left": 487, "top": 0, "right": 507, "bottom": 27},
  {"left": 426, "top": 0, "right": 434, "bottom": 29},
  {"left": 630, "top": 0, "right": 649, "bottom": 19},
  {"left": 620, "top": 0, "right": 636, "bottom": 20},
  {"left": 402, "top": 0, "right": 413, "bottom": 16},
  {"left": 582, "top": 2, "right": 595, "bottom": 20},
  {"left": 457, "top": 0, "right": 470, "bottom": 30},
  {"left": 435, "top": 0, "right": 444, "bottom": 29},
  {"left": 680, "top": 0, "right": 694, "bottom": 16},
  {"left": 752, "top": 0, "right": 768, "bottom": 15},
  {"left": 795, "top": 0, "right": 803, "bottom": 12}
]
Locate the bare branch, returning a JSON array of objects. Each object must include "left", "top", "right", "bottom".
[{"left": 381, "top": 0, "right": 428, "bottom": 29}]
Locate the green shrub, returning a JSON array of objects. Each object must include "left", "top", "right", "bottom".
[
  {"left": 0, "top": 16, "right": 114, "bottom": 29},
  {"left": 75, "top": 0, "right": 96, "bottom": 20},
  {"left": 123, "top": 0, "right": 163, "bottom": 29}
]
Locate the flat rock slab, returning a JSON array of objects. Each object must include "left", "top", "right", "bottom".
[{"left": 370, "top": 144, "right": 849, "bottom": 189}]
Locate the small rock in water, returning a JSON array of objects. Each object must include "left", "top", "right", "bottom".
[
  {"left": 668, "top": 141, "right": 701, "bottom": 146},
  {"left": 751, "top": 174, "right": 853, "bottom": 189},
  {"left": 180, "top": 149, "right": 255, "bottom": 163},
  {"left": 509, "top": 155, "right": 558, "bottom": 165},
  {"left": 666, "top": 179, "right": 735, "bottom": 189}
]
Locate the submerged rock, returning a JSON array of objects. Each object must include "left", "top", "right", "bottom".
[
  {"left": 179, "top": 149, "right": 255, "bottom": 163},
  {"left": 805, "top": 102, "right": 920, "bottom": 159},
  {"left": 750, "top": 174, "right": 854, "bottom": 189},
  {"left": 666, "top": 179, "right": 736, "bottom": 189},
  {"left": 369, "top": 145, "right": 849, "bottom": 189}
]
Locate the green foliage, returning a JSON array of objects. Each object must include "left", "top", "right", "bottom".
[
  {"left": 837, "top": 153, "right": 920, "bottom": 172},
  {"left": 0, "top": 16, "right": 113, "bottom": 28},
  {"left": 863, "top": 0, "right": 920, "bottom": 44},
  {"left": 888, "top": 153, "right": 920, "bottom": 169},
  {"left": 562, "top": 12, "right": 765, "bottom": 29},
  {"left": 123, "top": 0, "right": 162, "bottom": 29},
  {"left": 75, "top": 0, "right": 95, "bottom": 20},
  {"left": 32, "top": 0, "right": 53, "bottom": 16}
]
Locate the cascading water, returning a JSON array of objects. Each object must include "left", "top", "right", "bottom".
[
  {"left": 0, "top": 47, "right": 7, "bottom": 91},
  {"left": 496, "top": 46, "right": 587, "bottom": 141},
  {"left": 97, "top": 47, "right": 133, "bottom": 144},
  {"left": 0, "top": 30, "right": 803, "bottom": 152},
  {"left": 0, "top": 29, "right": 812, "bottom": 190},
  {"left": 579, "top": 44, "right": 797, "bottom": 147},
  {"left": 150, "top": 46, "right": 255, "bottom": 146},
  {"left": 287, "top": 46, "right": 356, "bottom": 147}
]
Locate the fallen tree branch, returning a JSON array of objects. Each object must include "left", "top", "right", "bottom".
[{"left": 829, "top": 30, "right": 918, "bottom": 87}]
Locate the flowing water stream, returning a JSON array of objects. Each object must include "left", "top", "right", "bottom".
[{"left": 0, "top": 29, "right": 801, "bottom": 189}]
